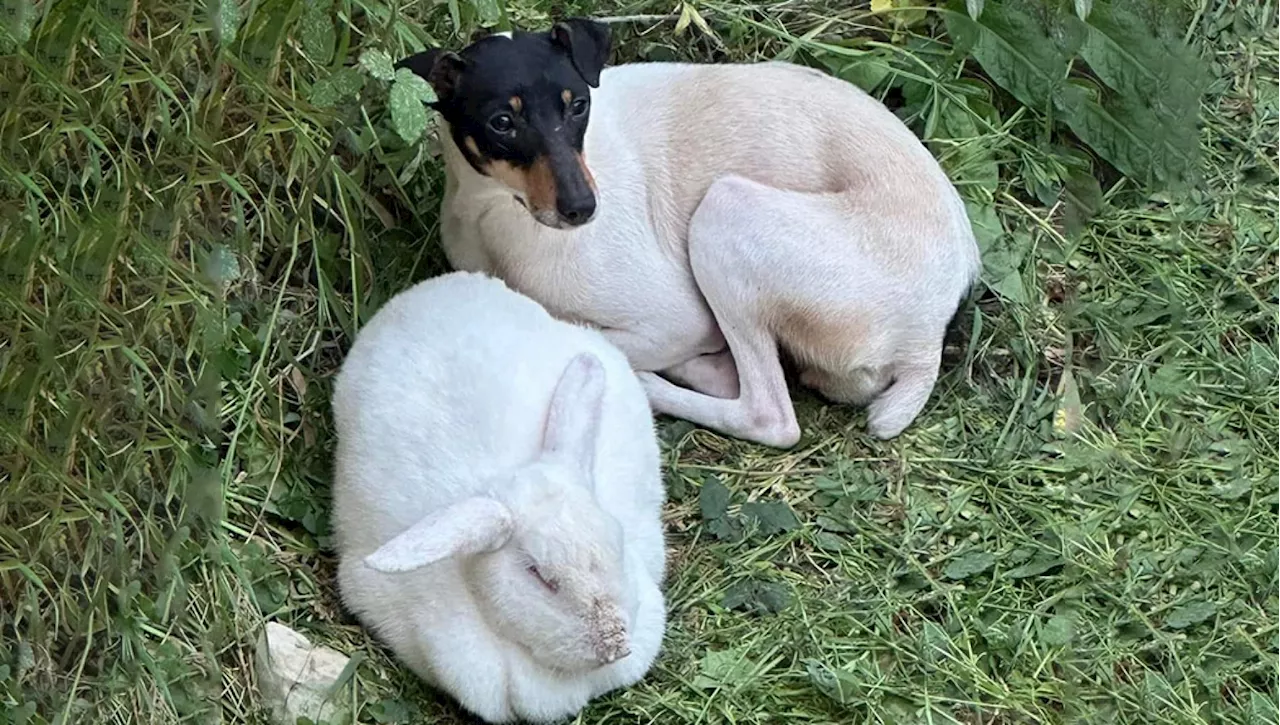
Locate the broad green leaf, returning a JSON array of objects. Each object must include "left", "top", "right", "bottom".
[
  {"left": 360, "top": 49, "right": 396, "bottom": 82},
  {"left": 813, "top": 531, "right": 848, "bottom": 552},
  {"left": 1062, "top": 169, "right": 1103, "bottom": 238},
  {"left": 1165, "top": 601, "right": 1216, "bottom": 630},
  {"left": 1212, "top": 476, "right": 1252, "bottom": 501},
  {"left": 722, "top": 579, "right": 792, "bottom": 614},
  {"left": 965, "top": 201, "right": 1003, "bottom": 254},
  {"left": 472, "top": 0, "right": 501, "bottom": 26},
  {"left": 834, "top": 54, "right": 895, "bottom": 93},
  {"left": 390, "top": 71, "right": 432, "bottom": 144},
  {"left": 806, "top": 657, "right": 884, "bottom": 706},
  {"left": 394, "top": 67, "right": 437, "bottom": 103},
  {"left": 706, "top": 515, "right": 744, "bottom": 543},
  {"left": 699, "top": 476, "right": 731, "bottom": 521},
  {"left": 0, "top": 0, "right": 36, "bottom": 48},
  {"left": 201, "top": 244, "right": 241, "bottom": 291},
  {"left": 1258, "top": 78, "right": 1280, "bottom": 117},
  {"left": 1250, "top": 692, "right": 1279, "bottom": 724},
  {"left": 1041, "top": 614, "right": 1075, "bottom": 646},
  {"left": 943, "top": 550, "right": 995, "bottom": 580},
  {"left": 1143, "top": 670, "right": 1177, "bottom": 709},
  {"left": 311, "top": 67, "right": 366, "bottom": 107},
  {"left": 1005, "top": 553, "right": 1063, "bottom": 579},
  {"left": 693, "top": 647, "right": 756, "bottom": 689},
  {"left": 934, "top": 96, "right": 999, "bottom": 196},
  {"left": 988, "top": 265, "right": 1026, "bottom": 305},
  {"left": 1065, "top": 5, "right": 1204, "bottom": 188},
  {"left": 920, "top": 620, "right": 951, "bottom": 665},
  {"left": 333, "top": 67, "right": 367, "bottom": 97},
  {"left": 208, "top": 0, "right": 240, "bottom": 46},
  {"left": 299, "top": 3, "right": 335, "bottom": 65},
  {"left": 741, "top": 501, "right": 799, "bottom": 536},
  {"left": 942, "top": 2, "right": 1075, "bottom": 111},
  {"left": 815, "top": 514, "right": 852, "bottom": 533}
]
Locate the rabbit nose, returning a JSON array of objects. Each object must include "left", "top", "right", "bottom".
[
  {"left": 589, "top": 598, "right": 630, "bottom": 665},
  {"left": 596, "top": 643, "right": 631, "bottom": 665}
]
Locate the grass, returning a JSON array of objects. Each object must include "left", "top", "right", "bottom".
[{"left": 0, "top": 1, "right": 1276, "bottom": 724}]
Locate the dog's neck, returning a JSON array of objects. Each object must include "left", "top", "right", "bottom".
[{"left": 439, "top": 125, "right": 511, "bottom": 201}]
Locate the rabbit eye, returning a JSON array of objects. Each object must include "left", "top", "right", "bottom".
[{"left": 527, "top": 565, "right": 559, "bottom": 593}]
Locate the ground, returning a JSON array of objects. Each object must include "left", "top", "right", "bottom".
[{"left": 0, "top": 1, "right": 1276, "bottom": 724}]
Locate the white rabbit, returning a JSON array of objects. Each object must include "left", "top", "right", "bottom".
[{"left": 331, "top": 271, "right": 667, "bottom": 724}]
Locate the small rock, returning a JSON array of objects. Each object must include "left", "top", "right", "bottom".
[{"left": 255, "top": 622, "right": 351, "bottom": 725}]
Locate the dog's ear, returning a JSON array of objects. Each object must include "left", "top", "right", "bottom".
[
  {"left": 550, "top": 18, "right": 611, "bottom": 88},
  {"left": 395, "top": 49, "right": 468, "bottom": 101}
]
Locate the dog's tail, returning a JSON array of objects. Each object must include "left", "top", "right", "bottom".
[{"left": 866, "top": 357, "right": 940, "bottom": 439}]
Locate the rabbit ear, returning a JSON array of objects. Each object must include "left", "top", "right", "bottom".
[
  {"left": 540, "top": 353, "right": 605, "bottom": 475},
  {"left": 364, "top": 497, "right": 513, "bottom": 573}
]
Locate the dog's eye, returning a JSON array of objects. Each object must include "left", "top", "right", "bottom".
[
  {"left": 527, "top": 565, "right": 559, "bottom": 593},
  {"left": 569, "top": 97, "right": 589, "bottom": 117},
  {"left": 488, "top": 113, "right": 515, "bottom": 134}
]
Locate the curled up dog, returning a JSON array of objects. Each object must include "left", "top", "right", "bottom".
[{"left": 397, "top": 19, "right": 981, "bottom": 447}]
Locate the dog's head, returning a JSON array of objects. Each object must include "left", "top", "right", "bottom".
[{"left": 397, "top": 19, "right": 611, "bottom": 229}]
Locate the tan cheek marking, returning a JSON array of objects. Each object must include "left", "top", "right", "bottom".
[
  {"left": 465, "top": 136, "right": 482, "bottom": 158},
  {"left": 509, "top": 95, "right": 522, "bottom": 113},
  {"left": 524, "top": 156, "right": 558, "bottom": 214},
  {"left": 484, "top": 159, "right": 529, "bottom": 197},
  {"left": 561, "top": 89, "right": 572, "bottom": 106},
  {"left": 576, "top": 152, "right": 597, "bottom": 193}
]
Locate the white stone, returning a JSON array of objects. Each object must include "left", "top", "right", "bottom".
[{"left": 255, "top": 621, "right": 352, "bottom": 725}]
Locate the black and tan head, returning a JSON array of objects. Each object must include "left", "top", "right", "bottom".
[{"left": 396, "top": 19, "right": 611, "bottom": 229}]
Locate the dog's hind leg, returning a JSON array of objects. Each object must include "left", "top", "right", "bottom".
[
  {"left": 639, "top": 175, "right": 954, "bottom": 444},
  {"left": 636, "top": 178, "right": 830, "bottom": 448},
  {"left": 864, "top": 357, "right": 940, "bottom": 439}
]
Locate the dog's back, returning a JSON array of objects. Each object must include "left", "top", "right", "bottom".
[{"left": 587, "top": 62, "right": 978, "bottom": 282}]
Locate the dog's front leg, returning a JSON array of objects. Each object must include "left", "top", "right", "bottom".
[
  {"left": 638, "top": 326, "right": 799, "bottom": 448},
  {"left": 659, "top": 351, "right": 740, "bottom": 399}
]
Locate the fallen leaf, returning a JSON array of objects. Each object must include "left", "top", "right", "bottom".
[
  {"left": 722, "top": 579, "right": 792, "bottom": 614},
  {"left": 943, "top": 550, "right": 996, "bottom": 580},
  {"left": 1041, "top": 613, "right": 1075, "bottom": 646},
  {"left": 692, "top": 647, "right": 756, "bottom": 689},
  {"left": 741, "top": 501, "right": 800, "bottom": 537},
  {"left": 1165, "top": 601, "right": 1216, "bottom": 630},
  {"left": 699, "top": 476, "right": 731, "bottom": 521}
]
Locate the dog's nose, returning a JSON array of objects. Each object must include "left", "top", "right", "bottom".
[{"left": 557, "top": 193, "right": 596, "bottom": 227}]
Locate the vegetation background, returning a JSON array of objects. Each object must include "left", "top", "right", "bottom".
[{"left": 0, "top": 0, "right": 1276, "bottom": 723}]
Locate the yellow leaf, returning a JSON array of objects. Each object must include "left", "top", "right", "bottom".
[
  {"left": 674, "top": 3, "right": 693, "bottom": 35},
  {"left": 1054, "top": 368, "right": 1083, "bottom": 435},
  {"left": 870, "top": 0, "right": 894, "bottom": 11}
]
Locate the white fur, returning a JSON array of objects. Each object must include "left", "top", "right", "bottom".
[
  {"left": 439, "top": 61, "right": 981, "bottom": 446},
  {"left": 332, "top": 272, "right": 666, "bottom": 723}
]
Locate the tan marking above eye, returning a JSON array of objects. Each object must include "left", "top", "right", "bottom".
[
  {"left": 509, "top": 95, "right": 522, "bottom": 113},
  {"left": 561, "top": 89, "right": 572, "bottom": 106}
]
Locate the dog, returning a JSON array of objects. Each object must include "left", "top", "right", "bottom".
[{"left": 396, "top": 19, "right": 981, "bottom": 448}]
